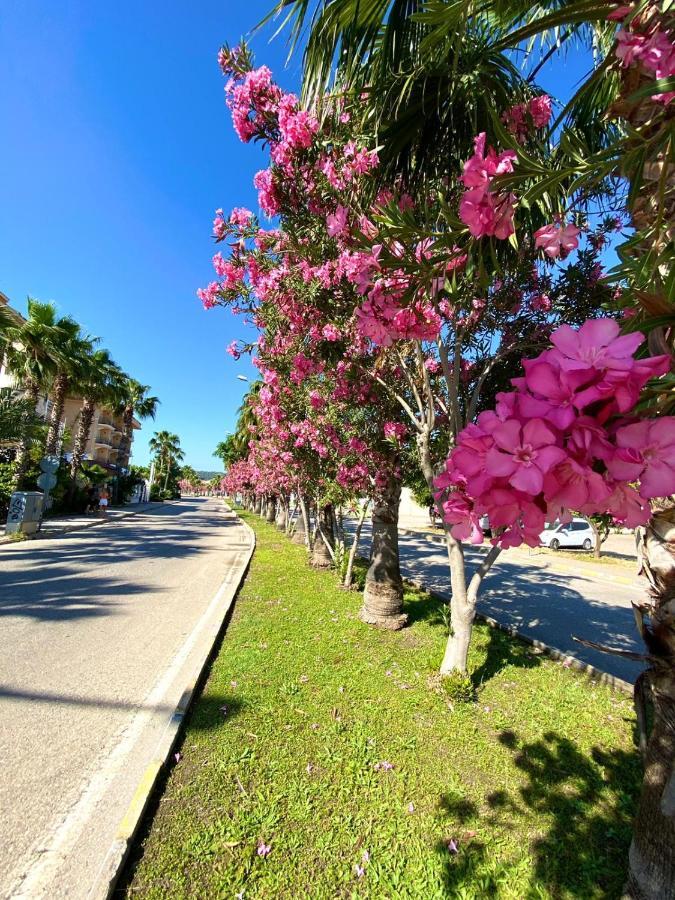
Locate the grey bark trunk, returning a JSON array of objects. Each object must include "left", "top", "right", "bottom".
[
  {"left": 276, "top": 498, "right": 287, "bottom": 531},
  {"left": 417, "top": 429, "right": 500, "bottom": 675},
  {"left": 344, "top": 501, "right": 370, "bottom": 589},
  {"left": 293, "top": 495, "right": 311, "bottom": 547},
  {"left": 265, "top": 496, "right": 277, "bottom": 523},
  {"left": 45, "top": 372, "right": 68, "bottom": 455},
  {"left": 70, "top": 399, "right": 95, "bottom": 480},
  {"left": 254, "top": 496, "right": 263, "bottom": 515},
  {"left": 624, "top": 507, "right": 675, "bottom": 899},
  {"left": 310, "top": 503, "right": 335, "bottom": 568},
  {"left": 360, "top": 477, "right": 406, "bottom": 630},
  {"left": 13, "top": 380, "right": 39, "bottom": 488}
]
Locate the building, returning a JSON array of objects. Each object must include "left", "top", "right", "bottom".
[{"left": 0, "top": 293, "right": 140, "bottom": 471}]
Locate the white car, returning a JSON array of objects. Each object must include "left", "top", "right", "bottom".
[{"left": 539, "top": 518, "right": 594, "bottom": 551}]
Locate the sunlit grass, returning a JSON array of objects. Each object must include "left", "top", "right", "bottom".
[{"left": 124, "top": 513, "right": 640, "bottom": 899}]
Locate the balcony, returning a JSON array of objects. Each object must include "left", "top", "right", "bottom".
[
  {"left": 95, "top": 435, "right": 113, "bottom": 447},
  {"left": 98, "top": 414, "right": 115, "bottom": 428}
]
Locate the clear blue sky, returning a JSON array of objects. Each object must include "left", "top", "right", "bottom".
[
  {"left": 0, "top": 0, "right": 304, "bottom": 469},
  {"left": 0, "top": 4, "right": 602, "bottom": 469}
]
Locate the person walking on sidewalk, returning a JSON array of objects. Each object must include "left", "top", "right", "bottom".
[{"left": 98, "top": 485, "right": 110, "bottom": 517}]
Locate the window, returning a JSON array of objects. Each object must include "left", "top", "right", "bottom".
[{"left": 572, "top": 522, "right": 588, "bottom": 532}]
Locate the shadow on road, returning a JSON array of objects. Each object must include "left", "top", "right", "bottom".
[{"left": 0, "top": 501, "right": 240, "bottom": 623}]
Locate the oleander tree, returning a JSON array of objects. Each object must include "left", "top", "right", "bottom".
[{"left": 260, "top": 1, "right": 675, "bottom": 895}]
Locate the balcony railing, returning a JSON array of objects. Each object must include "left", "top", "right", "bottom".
[
  {"left": 95, "top": 435, "right": 113, "bottom": 447},
  {"left": 98, "top": 416, "right": 114, "bottom": 428}
]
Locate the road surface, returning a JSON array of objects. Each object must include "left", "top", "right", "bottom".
[
  {"left": 351, "top": 522, "right": 645, "bottom": 684},
  {"left": 0, "top": 498, "right": 251, "bottom": 899}
]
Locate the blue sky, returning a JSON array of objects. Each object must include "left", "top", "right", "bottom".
[
  {"left": 0, "top": 3, "right": 603, "bottom": 469},
  {"left": 0, "top": 0, "right": 303, "bottom": 469}
]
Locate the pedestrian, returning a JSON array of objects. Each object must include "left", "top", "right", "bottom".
[
  {"left": 85, "top": 486, "right": 98, "bottom": 515},
  {"left": 98, "top": 484, "right": 110, "bottom": 517}
]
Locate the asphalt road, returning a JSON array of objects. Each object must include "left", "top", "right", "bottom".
[
  {"left": 0, "top": 498, "right": 251, "bottom": 899},
  {"left": 350, "top": 522, "right": 645, "bottom": 684}
]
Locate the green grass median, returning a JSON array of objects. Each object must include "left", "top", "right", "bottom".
[{"left": 123, "top": 512, "right": 640, "bottom": 899}]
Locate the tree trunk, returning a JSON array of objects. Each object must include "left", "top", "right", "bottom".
[
  {"left": 45, "top": 372, "right": 68, "bottom": 455},
  {"left": 310, "top": 503, "right": 335, "bottom": 568},
  {"left": 344, "top": 500, "right": 370, "bottom": 589},
  {"left": 624, "top": 507, "right": 675, "bottom": 899},
  {"left": 417, "top": 429, "right": 502, "bottom": 675},
  {"left": 265, "top": 496, "right": 277, "bottom": 523},
  {"left": 276, "top": 498, "right": 287, "bottom": 530},
  {"left": 589, "top": 519, "right": 602, "bottom": 559},
  {"left": 117, "top": 406, "right": 134, "bottom": 469},
  {"left": 360, "top": 477, "right": 407, "bottom": 630},
  {"left": 292, "top": 494, "right": 311, "bottom": 546},
  {"left": 13, "top": 379, "right": 39, "bottom": 488},
  {"left": 254, "top": 496, "right": 263, "bottom": 515},
  {"left": 69, "top": 399, "right": 95, "bottom": 480}
]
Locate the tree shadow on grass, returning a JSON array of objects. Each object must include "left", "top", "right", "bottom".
[{"left": 435, "top": 728, "right": 641, "bottom": 898}]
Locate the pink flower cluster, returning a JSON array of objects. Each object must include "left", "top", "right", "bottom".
[
  {"left": 383, "top": 421, "right": 407, "bottom": 442},
  {"left": 614, "top": 13, "right": 675, "bottom": 104},
  {"left": 459, "top": 133, "right": 517, "bottom": 240},
  {"left": 196, "top": 281, "right": 220, "bottom": 310},
  {"left": 435, "top": 318, "right": 672, "bottom": 548},
  {"left": 226, "top": 65, "right": 282, "bottom": 142},
  {"left": 503, "top": 95, "right": 553, "bottom": 139},
  {"left": 534, "top": 221, "right": 582, "bottom": 259}
]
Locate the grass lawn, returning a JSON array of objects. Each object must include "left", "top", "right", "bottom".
[{"left": 123, "top": 512, "right": 641, "bottom": 899}]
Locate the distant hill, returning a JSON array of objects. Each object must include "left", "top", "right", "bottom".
[{"left": 197, "top": 470, "right": 223, "bottom": 480}]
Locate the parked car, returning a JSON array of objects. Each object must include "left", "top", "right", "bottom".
[
  {"left": 539, "top": 518, "right": 594, "bottom": 551},
  {"left": 479, "top": 514, "right": 492, "bottom": 538}
]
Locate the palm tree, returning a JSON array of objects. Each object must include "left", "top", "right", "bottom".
[
  {"left": 149, "top": 430, "right": 185, "bottom": 491},
  {"left": 116, "top": 379, "right": 159, "bottom": 469},
  {"left": 44, "top": 321, "right": 96, "bottom": 456},
  {"left": 68, "top": 349, "right": 125, "bottom": 481},
  {"left": 0, "top": 388, "right": 42, "bottom": 447},
  {"left": 2, "top": 299, "right": 76, "bottom": 484}
]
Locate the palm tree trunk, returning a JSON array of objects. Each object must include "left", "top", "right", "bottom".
[
  {"left": 624, "top": 507, "right": 675, "bottom": 899},
  {"left": 360, "top": 475, "right": 407, "bottom": 630},
  {"left": 118, "top": 407, "right": 134, "bottom": 468},
  {"left": 45, "top": 372, "right": 68, "bottom": 455},
  {"left": 69, "top": 399, "right": 95, "bottom": 480},
  {"left": 13, "top": 379, "right": 39, "bottom": 488}
]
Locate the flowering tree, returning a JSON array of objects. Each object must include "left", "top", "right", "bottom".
[{"left": 261, "top": 1, "right": 675, "bottom": 894}]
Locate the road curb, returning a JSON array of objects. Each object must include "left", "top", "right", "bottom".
[
  {"left": 398, "top": 527, "right": 640, "bottom": 589},
  {"left": 88, "top": 505, "right": 256, "bottom": 900},
  {"left": 403, "top": 574, "right": 634, "bottom": 696}
]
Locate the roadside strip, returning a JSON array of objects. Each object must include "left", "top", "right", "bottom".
[{"left": 84, "top": 508, "right": 255, "bottom": 900}]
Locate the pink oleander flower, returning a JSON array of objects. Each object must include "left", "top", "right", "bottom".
[
  {"left": 384, "top": 421, "right": 407, "bottom": 442},
  {"left": 226, "top": 340, "right": 241, "bottom": 360},
  {"left": 615, "top": 29, "right": 648, "bottom": 67},
  {"left": 534, "top": 221, "right": 581, "bottom": 258},
  {"left": 326, "top": 205, "right": 348, "bottom": 238},
  {"left": 529, "top": 94, "right": 552, "bottom": 128},
  {"left": 197, "top": 281, "right": 220, "bottom": 310},
  {"left": 485, "top": 419, "right": 566, "bottom": 494},
  {"left": 257, "top": 841, "right": 272, "bottom": 858},
  {"left": 230, "top": 207, "right": 253, "bottom": 227},
  {"left": 461, "top": 133, "right": 517, "bottom": 189},
  {"left": 609, "top": 419, "right": 675, "bottom": 499},
  {"left": 530, "top": 293, "right": 552, "bottom": 312},
  {"left": 321, "top": 323, "right": 341, "bottom": 341}
]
